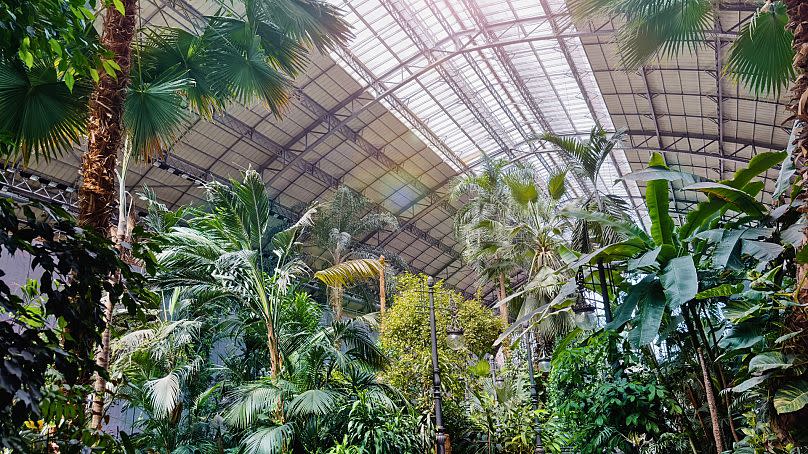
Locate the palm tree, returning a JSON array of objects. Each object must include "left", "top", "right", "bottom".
[
  {"left": 452, "top": 155, "right": 518, "bottom": 328},
  {"left": 224, "top": 315, "right": 393, "bottom": 453},
  {"left": 2, "top": 0, "right": 350, "bottom": 430},
  {"left": 309, "top": 186, "right": 398, "bottom": 319},
  {"left": 111, "top": 288, "right": 221, "bottom": 452},
  {"left": 539, "top": 124, "right": 632, "bottom": 249},
  {"left": 156, "top": 170, "right": 313, "bottom": 379}
]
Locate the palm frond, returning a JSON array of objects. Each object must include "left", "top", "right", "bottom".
[
  {"left": 224, "top": 380, "right": 283, "bottom": 429},
  {"left": 724, "top": 1, "right": 794, "bottom": 96},
  {"left": 145, "top": 372, "right": 181, "bottom": 418},
  {"left": 244, "top": 0, "right": 351, "bottom": 52},
  {"left": 314, "top": 258, "right": 383, "bottom": 287},
  {"left": 0, "top": 61, "right": 90, "bottom": 163},
  {"left": 287, "top": 389, "right": 339, "bottom": 417},
  {"left": 124, "top": 75, "right": 191, "bottom": 161},
  {"left": 616, "top": 0, "right": 714, "bottom": 69},
  {"left": 242, "top": 423, "right": 295, "bottom": 454}
]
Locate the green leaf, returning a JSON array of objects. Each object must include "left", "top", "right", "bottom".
[
  {"left": 607, "top": 275, "right": 653, "bottom": 331},
  {"left": 679, "top": 151, "right": 786, "bottom": 238},
  {"left": 683, "top": 182, "right": 767, "bottom": 218},
  {"left": 124, "top": 77, "right": 191, "bottom": 160},
  {"left": 630, "top": 280, "right": 666, "bottom": 346},
  {"left": 749, "top": 352, "right": 792, "bottom": 373},
  {"left": 0, "top": 62, "right": 90, "bottom": 163},
  {"left": 627, "top": 246, "right": 662, "bottom": 271},
  {"left": 741, "top": 240, "right": 784, "bottom": 268},
  {"left": 732, "top": 374, "right": 770, "bottom": 393},
  {"left": 724, "top": 1, "right": 794, "bottom": 96},
  {"left": 719, "top": 324, "right": 764, "bottom": 350},
  {"left": 645, "top": 175, "right": 675, "bottom": 247},
  {"left": 695, "top": 283, "right": 743, "bottom": 300},
  {"left": 774, "top": 152, "right": 796, "bottom": 199},
  {"left": 621, "top": 168, "right": 704, "bottom": 184},
  {"left": 63, "top": 70, "right": 74, "bottom": 92},
  {"left": 712, "top": 228, "right": 745, "bottom": 269},
  {"left": 781, "top": 222, "right": 806, "bottom": 248},
  {"left": 775, "top": 329, "right": 803, "bottom": 344},
  {"left": 89, "top": 68, "right": 100, "bottom": 83},
  {"left": 112, "top": 0, "right": 125, "bottom": 15},
  {"left": 774, "top": 380, "right": 808, "bottom": 414},
  {"left": 548, "top": 170, "right": 567, "bottom": 201},
  {"left": 48, "top": 39, "right": 62, "bottom": 58},
  {"left": 660, "top": 255, "right": 697, "bottom": 309}
]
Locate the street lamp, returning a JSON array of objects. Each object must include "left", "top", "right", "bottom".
[
  {"left": 426, "top": 277, "right": 465, "bottom": 454},
  {"left": 524, "top": 327, "right": 548, "bottom": 454},
  {"left": 572, "top": 277, "right": 597, "bottom": 331}
]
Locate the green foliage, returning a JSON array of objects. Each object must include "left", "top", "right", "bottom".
[
  {"left": 0, "top": 198, "right": 155, "bottom": 450},
  {"left": 380, "top": 273, "right": 503, "bottom": 408},
  {"left": 724, "top": 1, "right": 795, "bottom": 96},
  {"left": 548, "top": 332, "right": 680, "bottom": 453}
]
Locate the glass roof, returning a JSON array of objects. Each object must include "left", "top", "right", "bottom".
[{"left": 327, "top": 0, "right": 642, "bottom": 220}]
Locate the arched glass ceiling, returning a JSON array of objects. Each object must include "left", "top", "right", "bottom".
[{"left": 326, "top": 0, "right": 642, "bottom": 221}]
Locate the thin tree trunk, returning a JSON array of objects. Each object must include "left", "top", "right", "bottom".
[
  {"left": 498, "top": 273, "right": 510, "bottom": 357},
  {"left": 497, "top": 273, "right": 508, "bottom": 324},
  {"left": 379, "top": 255, "right": 386, "bottom": 316},
  {"left": 266, "top": 320, "right": 281, "bottom": 378},
  {"left": 698, "top": 348, "right": 724, "bottom": 454},
  {"left": 330, "top": 285, "right": 344, "bottom": 319},
  {"left": 90, "top": 139, "right": 132, "bottom": 430}
]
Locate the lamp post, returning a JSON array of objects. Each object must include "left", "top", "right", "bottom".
[
  {"left": 425, "top": 277, "right": 464, "bottom": 454},
  {"left": 524, "top": 327, "right": 546, "bottom": 454}
]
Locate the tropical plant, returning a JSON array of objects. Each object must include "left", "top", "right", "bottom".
[
  {"left": 569, "top": 0, "right": 795, "bottom": 96},
  {"left": 223, "top": 315, "right": 395, "bottom": 453},
  {"left": 0, "top": 198, "right": 154, "bottom": 449},
  {"left": 154, "top": 170, "right": 310, "bottom": 378},
  {"left": 452, "top": 155, "right": 520, "bottom": 326},
  {"left": 111, "top": 288, "right": 222, "bottom": 453},
  {"left": 0, "top": 0, "right": 350, "bottom": 231},
  {"left": 539, "top": 124, "right": 634, "bottom": 249},
  {"left": 309, "top": 185, "right": 398, "bottom": 319},
  {"left": 547, "top": 331, "right": 683, "bottom": 454}
]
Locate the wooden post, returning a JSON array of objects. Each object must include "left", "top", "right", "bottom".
[{"left": 379, "top": 255, "right": 386, "bottom": 315}]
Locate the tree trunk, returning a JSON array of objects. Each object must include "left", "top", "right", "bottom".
[
  {"left": 266, "top": 319, "right": 281, "bottom": 377},
  {"left": 786, "top": 1, "right": 808, "bottom": 309},
  {"left": 79, "top": 0, "right": 136, "bottom": 231},
  {"left": 497, "top": 273, "right": 508, "bottom": 324},
  {"left": 698, "top": 348, "right": 724, "bottom": 454},
  {"left": 379, "top": 255, "right": 386, "bottom": 316},
  {"left": 90, "top": 139, "right": 132, "bottom": 430},
  {"left": 83, "top": 0, "right": 136, "bottom": 429},
  {"left": 331, "top": 285, "right": 344, "bottom": 319}
]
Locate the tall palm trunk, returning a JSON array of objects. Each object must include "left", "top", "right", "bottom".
[
  {"left": 84, "top": 1, "right": 137, "bottom": 429},
  {"left": 79, "top": 0, "right": 136, "bottom": 231},
  {"left": 787, "top": 3, "right": 808, "bottom": 304},
  {"left": 497, "top": 273, "right": 508, "bottom": 324}
]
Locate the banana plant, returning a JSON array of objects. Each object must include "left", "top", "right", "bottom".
[{"left": 572, "top": 151, "right": 786, "bottom": 347}]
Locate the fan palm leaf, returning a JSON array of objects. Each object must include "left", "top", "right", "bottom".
[
  {"left": 724, "top": 1, "right": 794, "bottom": 96},
  {"left": 0, "top": 61, "right": 90, "bottom": 163},
  {"left": 124, "top": 76, "right": 192, "bottom": 160}
]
